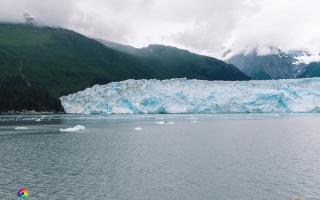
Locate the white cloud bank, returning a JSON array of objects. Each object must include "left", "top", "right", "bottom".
[{"left": 1, "top": 0, "right": 320, "bottom": 58}]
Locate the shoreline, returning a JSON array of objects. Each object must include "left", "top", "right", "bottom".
[{"left": 0, "top": 110, "right": 65, "bottom": 115}]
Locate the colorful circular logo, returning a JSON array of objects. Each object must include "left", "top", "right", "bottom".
[{"left": 17, "top": 188, "right": 28, "bottom": 199}]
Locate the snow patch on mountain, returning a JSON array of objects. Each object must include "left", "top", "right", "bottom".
[
  {"left": 60, "top": 78, "right": 320, "bottom": 114},
  {"left": 292, "top": 53, "right": 320, "bottom": 65}
]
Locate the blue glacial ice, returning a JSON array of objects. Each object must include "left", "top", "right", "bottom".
[{"left": 60, "top": 78, "right": 320, "bottom": 114}]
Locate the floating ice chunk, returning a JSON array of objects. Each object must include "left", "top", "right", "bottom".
[
  {"left": 35, "top": 119, "right": 41, "bottom": 121},
  {"left": 156, "top": 121, "right": 174, "bottom": 124},
  {"left": 59, "top": 125, "right": 85, "bottom": 132},
  {"left": 134, "top": 127, "right": 142, "bottom": 130},
  {"left": 15, "top": 127, "right": 28, "bottom": 129},
  {"left": 149, "top": 117, "right": 163, "bottom": 119},
  {"left": 191, "top": 121, "right": 197, "bottom": 123}
]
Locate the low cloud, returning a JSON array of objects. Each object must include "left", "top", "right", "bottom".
[
  {"left": 256, "top": 46, "right": 279, "bottom": 56},
  {"left": 0, "top": 0, "right": 320, "bottom": 58},
  {"left": 224, "top": 0, "right": 320, "bottom": 57}
]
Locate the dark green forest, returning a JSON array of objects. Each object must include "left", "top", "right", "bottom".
[{"left": 0, "top": 76, "right": 63, "bottom": 112}]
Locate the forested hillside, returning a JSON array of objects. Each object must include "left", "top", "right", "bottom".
[
  {"left": 0, "top": 77, "right": 63, "bottom": 112},
  {"left": 97, "top": 40, "right": 251, "bottom": 81}
]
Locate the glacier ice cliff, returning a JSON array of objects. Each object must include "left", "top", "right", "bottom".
[{"left": 60, "top": 78, "right": 320, "bottom": 114}]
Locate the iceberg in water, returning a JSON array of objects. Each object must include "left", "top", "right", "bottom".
[
  {"left": 156, "top": 121, "right": 174, "bottom": 124},
  {"left": 15, "top": 127, "right": 28, "bottom": 130},
  {"left": 60, "top": 78, "right": 320, "bottom": 114},
  {"left": 59, "top": 125, "right": 85, "bottom": 132}
]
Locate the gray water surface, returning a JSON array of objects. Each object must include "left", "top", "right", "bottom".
[{"left": 1, "top": 114, "right": 320, "bottom": 199}]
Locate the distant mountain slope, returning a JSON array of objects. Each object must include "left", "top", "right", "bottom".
[
  {"left": 0, "top": 23, "right": 250, "bottom": 99},
  {"left": 0, "top": 23, "right": 162, "bottom": 97},
  {"left": 97, "top": 40, "right": 251, "bottom": 81},
  {"left": 298, "top": 62, "right": 320, "bottom": 78},
  {"left": 96, "top": 39, "right": 142, "bottom": 56},
  {"left": 138, "top": 44, "right": 251, "bottom": 81},
  {"left": 227, "top": 49, "right": 308, "bottom": 80}
]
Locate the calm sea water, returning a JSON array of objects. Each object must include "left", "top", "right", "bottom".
[{"left": 1, "top": 114, "right": 320, "bottom": 200}]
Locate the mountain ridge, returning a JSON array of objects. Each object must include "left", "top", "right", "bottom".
[
  {"left": 226, "top": 48, "right": 317, "bottom": 80},
  {"left": 0, "top": 22, "right": 251, "bottom": 99},
  {"left": 96, "top": 39, "right": 251, "bottom": 81}
]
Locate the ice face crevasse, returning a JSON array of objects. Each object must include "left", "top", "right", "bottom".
[{"left": 60, "top": 78, "right": 320, "bottom": 114}]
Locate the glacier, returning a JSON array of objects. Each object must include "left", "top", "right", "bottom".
[{"left": 60, "top": 78, "right": 320, "bottom": 114}]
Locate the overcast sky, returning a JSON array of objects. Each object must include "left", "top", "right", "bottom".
[{"left": 1, "top": 0, "right": 320, "bottom": 58}]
